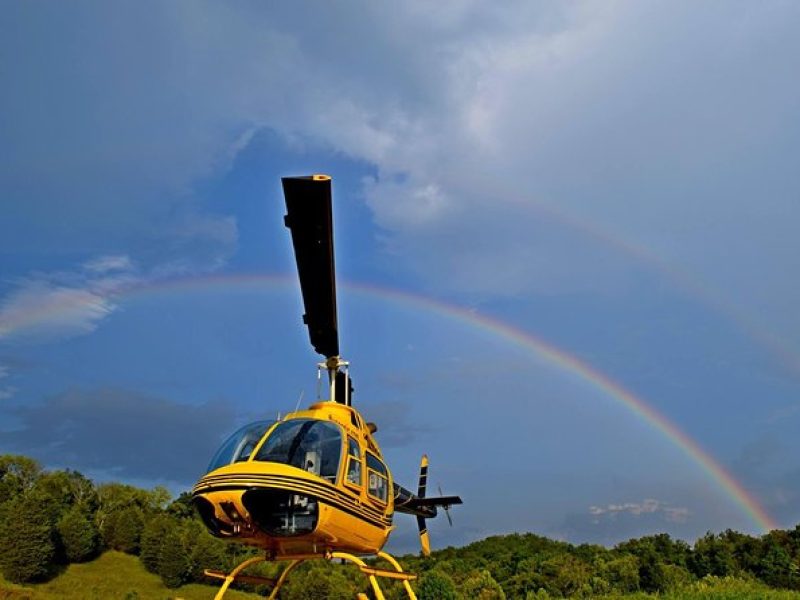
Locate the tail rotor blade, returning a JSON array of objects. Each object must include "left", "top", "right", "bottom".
[
  {"left": 438, "top": 484, "right": 454, "bottom": 527},
  {"left": 417, "top": 515, "right": 431, "bottom": 557},
  {"left": 418, "top": 455, "right": 428, "bottom": 498}
]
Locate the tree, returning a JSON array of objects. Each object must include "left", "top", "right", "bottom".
[
  {"left": 0, "top": 455, "right": 41, "bottom": 500},
  {"left": 463, "top": 569, "right": 506, "bottom": 600},
  {"left": 281, "top": 563, "right": 355, "bottom": 600},
  {"left": 0, "top": 497, "right": 55, "bottom": 583},
  {"left": 604, "top": 555, "right": 640, "bottom": 593},
  {"left": 690, "top": 532, "right": 736, "bottom": 578},
  {"left": 95, "top": 482, "right": 154, "bottom": 544},
  {"left": 140, "top": 513, "right": 175, "bottom": 573},
  {"left": 417, "top": 569, "right": 459, "bottom": 600},
  {"left": 759, "top": 544, "right": 800, "bottom": 589},
  {"left": 187, "top": 523, "right": 227, "bottom": 582},
  {"left": 157, "top": 526, "right": 190, "bottom": 588},
  {"left": 111, "top": 506, "right": 144, "bottom": 554},
  {"left": 57, "top": 505, "right": 99, "bottom": 562}
]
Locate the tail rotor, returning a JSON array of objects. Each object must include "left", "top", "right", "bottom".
[{"left": 438, "top": 484, "right": 454, "bottom": 527}]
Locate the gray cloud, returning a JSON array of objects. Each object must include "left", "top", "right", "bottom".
[
  {"left": 0, "top": 387, "right": 236, "bottom": 485},
  {"left": 561, "top": 498, "right": 692, "bottom": 544},
  {"left": 589, "top": 499, "right": 689, "bottom": 524},
  {"left": 5, "top": 2, "right": 799, "bottom": 337}
]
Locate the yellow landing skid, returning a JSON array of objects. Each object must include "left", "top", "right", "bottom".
[{"left": 205, "top": 550, "right": 417, "bottom": 600}]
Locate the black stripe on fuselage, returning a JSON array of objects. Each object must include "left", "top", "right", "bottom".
[
  {"left": 194, "top": 475, "right": 392, "bottom": 528},
  {"left": 195, "top": 472, "right": 387, "bottom": 521}
]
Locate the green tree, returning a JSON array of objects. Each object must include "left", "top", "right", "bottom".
[
  {"left": 107, "top": 505, "right": 144, "bottom": 553},
  {"left": 187, "top": 524, "right": 227, "bottom": 582},
  {"left": 0, "top": 496, "right": 55, "bottom": 583},
  {"left": 0, "top": 455, "right": 41, "bottom": 500},
  {"left": 638, "top": 548, "right": 667, "bottom": 593},
  {"left": 56, "top": 505, "right": 99, "bottom": 562},
  {"left": 140, "top": 513, "right": 175, "bottom": 573},
  {"left": 690, "top": 532, "right": 737, "bottom": 578},
  {"left": 281, "top": 563, "right": 354, "bottom": 600},
  {"left": 167, "top": 491, "right": 195, "bottom": 519},
  {"left": 463, "top": 569, "right": 506, "bottom": 600},
  {"left": 759, "top": 544, "right": 800, "bottom": 589},
  {"left": 417, "top": 569, "right": 459, "bottom": 600},
  {"left": 604, "top": 555, "right": 640, "bottom": 593},
  {"left": 157, "top": 526, "right": 190, "bottom": 588}
]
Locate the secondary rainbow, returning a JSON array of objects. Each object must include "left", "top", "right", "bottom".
[{"left": 0, "top": 272, "right": 778, "bottom": 532}]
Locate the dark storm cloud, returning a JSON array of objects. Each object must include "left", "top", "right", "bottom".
[{"left": 0, "top": 388, "right": 236, "bottom": 485}]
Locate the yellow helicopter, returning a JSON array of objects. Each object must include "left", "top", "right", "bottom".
[{"left": 192, "top": 175, "right": 461, "bottom": 599}]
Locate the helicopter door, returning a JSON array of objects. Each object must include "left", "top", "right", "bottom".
[{"left": 345, "top": 437, "right": 362, "bottom": 488}]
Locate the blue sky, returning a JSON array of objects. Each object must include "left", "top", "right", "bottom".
[{"left": 2, "top": 2, "right": 800, "bottom": 551}]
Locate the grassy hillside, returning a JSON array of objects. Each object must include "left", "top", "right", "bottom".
[{"left": 0, "top": 551, "right": 259, "bottom": 600}]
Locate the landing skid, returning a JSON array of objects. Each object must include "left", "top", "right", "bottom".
[{"left": 205, "top": 550, "right": 418, "bottom": 600}]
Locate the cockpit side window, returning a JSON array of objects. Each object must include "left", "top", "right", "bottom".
[
  {"left": 254, "top": 419, "right": 343, "bottom": 482},
  {"left": 366, "top": 452, "right": 388, "bottom": 503},
  {"left": 205, "top": 420, "right": 275, "bottom": 474},
  {"left": 346, "top": 437, "right": 362, "bottom": 487}
]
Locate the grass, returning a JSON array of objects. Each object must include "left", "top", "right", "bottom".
[
  {"left": 0, "top": 551, "right": 260, "bottom": 600},
  {"left": 593, "top": 576, "right": 800, "bottom": 600},
  {"left": 3, "top": 554, "right": 800, "bottom": 599}
]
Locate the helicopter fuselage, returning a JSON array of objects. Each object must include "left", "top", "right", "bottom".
[{"left": 193, "top": 401, "right": 395, "bottom": 558}]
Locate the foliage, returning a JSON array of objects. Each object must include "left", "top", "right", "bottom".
[
  {"left": 463, "top": 569, "right": 507, "bottom": 599},
  {"left": 417, "top": 569, "right": 459, "bottom": 600},
  {"left": 156, "top": 526, "right": 190, "bottom": 588},
  {"left": 138, "top": 513, "right": 174, "bottom": 573},
  {"left": 0, "top": 497, "right": 56, "bottom": 583},
  {"left": 56, "top": 505, "right": 99, "bottom": 563},
  {"left": 280, "top": 562, "right": 356, "bottom": 599}
]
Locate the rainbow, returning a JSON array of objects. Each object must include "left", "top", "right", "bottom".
[
  {"left": 0, "top": 272, "right": 778, "bottom": 532},
  {"left": 519, "top": 199, "right": 800, "bottom": 378}
]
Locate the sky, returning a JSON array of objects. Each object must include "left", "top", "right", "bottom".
[{"left": 1, "top": 1, "right": 800, "bottom": 552}]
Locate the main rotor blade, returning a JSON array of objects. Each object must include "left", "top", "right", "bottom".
[{"left": 282, "top": 175, "right": 340, "bottom": 359}]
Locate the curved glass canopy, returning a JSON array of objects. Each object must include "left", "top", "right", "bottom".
[
  {"left": 205, "top": 420, "right": 275, "bottom": 474},
  {"left": 254, "top": 418, "right": 343, "bottom": 481}
]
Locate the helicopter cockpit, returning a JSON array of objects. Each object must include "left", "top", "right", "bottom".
[
  {"left": 205, "top": 420, "right": 275, "bottom": 473},
  {"left": 205, "top": 418, "right": 343, "bottom": 483},
  {"left": 254, "top": 419, "right": 342, "bottom": 481}
]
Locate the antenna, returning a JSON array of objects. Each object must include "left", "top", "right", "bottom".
[{"left": 294, "top": 389, "right": 305, "bottom": 413}]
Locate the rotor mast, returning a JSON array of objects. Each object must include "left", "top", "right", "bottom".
[{"left": 282, "top": 174, "right": 352, "bottom": 406}]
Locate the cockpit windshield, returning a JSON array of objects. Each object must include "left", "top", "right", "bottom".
[
  {"left": 205, "top": 420, "right": 274, "bottom": 474},
  {"left": 254, "top": 419, "right": 342, "bottom": 481}
]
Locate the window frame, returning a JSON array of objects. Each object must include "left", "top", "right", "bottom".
[
  {"left": 252, "top": 418, "right": 345, "bottom": 483},
  {"left": 344, "top": 437, "right": 363, "bottom": 489},
  {"left": 365, "top": 451, "right": 389, "bottom": 504}
]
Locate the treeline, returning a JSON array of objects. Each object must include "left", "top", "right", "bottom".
[
  {"left": 2, "top": 454, "right": 800, "bottom": 599},
  {"left": 0, "top": 455, "right": 364, "bottom": 598},
  {"left": 399, "top": 527, "right": 800, "bottom": 599}
]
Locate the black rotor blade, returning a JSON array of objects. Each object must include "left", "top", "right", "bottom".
[{"left": 282, "top": 175, "right": 339, "bottom": 359}]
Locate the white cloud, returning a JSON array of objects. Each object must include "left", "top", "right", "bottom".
[
  {"left": 589, "top": 498, "right": 690, "bottom": 524},
  {"left": 0, "top": 279, "right": 118, "bottom": 343},
  {"left": 0, "top": 257, "right": 145, "bottom": 343},
  {"left": 4, "top": 2, "right": 799, "bottom": 336},
  {"left": 83, "top": 255, "right": 134, "bottom": 274}
]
